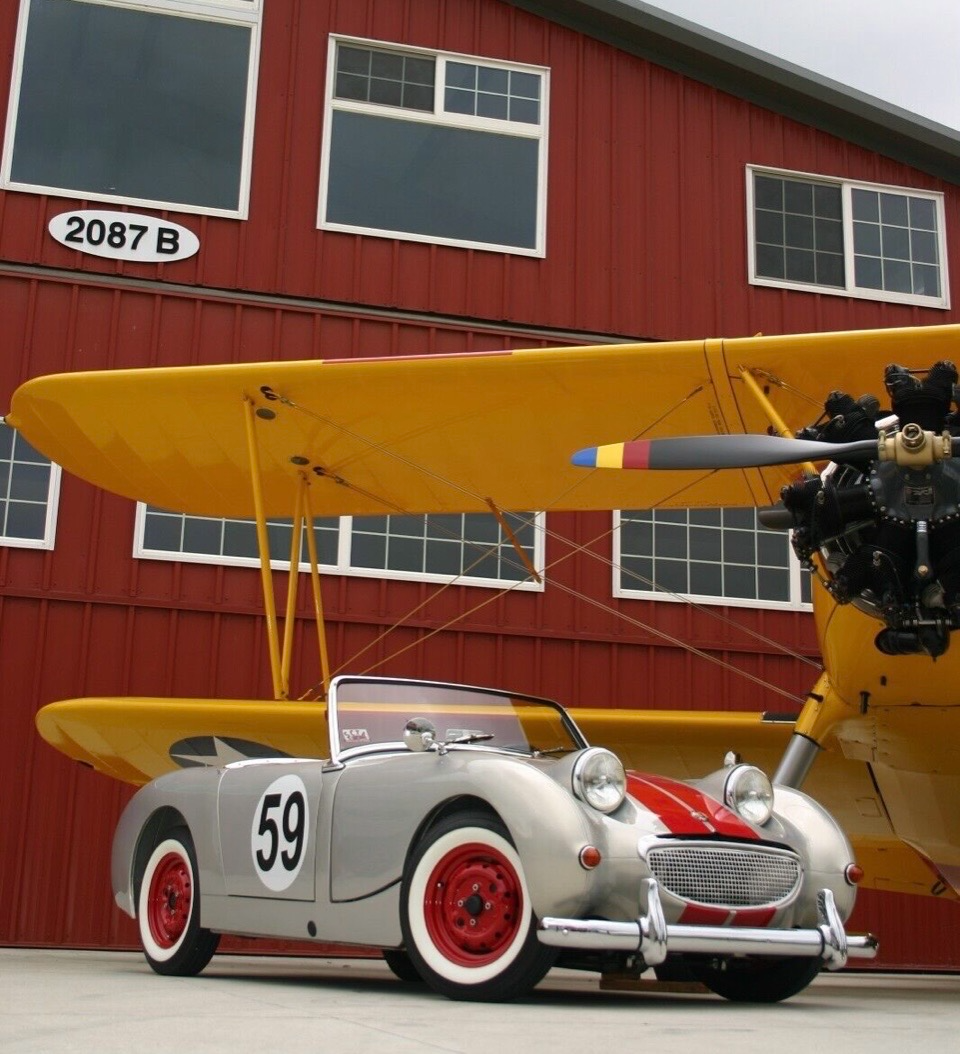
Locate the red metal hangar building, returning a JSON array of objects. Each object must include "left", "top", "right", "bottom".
[{"left": 1, "top": 0, "right": 959, "bottom": 965}]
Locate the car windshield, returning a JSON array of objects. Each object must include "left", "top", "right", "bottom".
[{"left": 329, "top": 677, "right": 586, "bottom": 760}]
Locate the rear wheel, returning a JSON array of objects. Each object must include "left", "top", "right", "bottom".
[
  {"left": 400, "top": 811, "right": 556, "bottom": 1001},
  {"left": 137, "top": 827, "right": 219, "bottom": 976},
  {"left": 692, "top": 955, "right": 822, "bottom": 1003},
  {"left": 382, "top": 949, "right": 424, "bottom": 983}
]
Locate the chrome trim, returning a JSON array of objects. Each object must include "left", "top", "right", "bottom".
[
  {"left": 538, "top": 880, "right": 878, "bottom": 969},
  {"left": 640, "top": 839, "right": 802, "bottom": 911}
]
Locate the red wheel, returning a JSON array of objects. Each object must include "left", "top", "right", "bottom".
[
  {"left": 422, "top": 841, "right": 524, "bottom": 967},
  {"left": 137, "top": 828, "right": 219, "bottom": 976},
  {"left": 400, "top": 812, "right": 555, "bottom": 1001},
  {"left": 145, "top": 850, "right": 193, "bottom": 950}
]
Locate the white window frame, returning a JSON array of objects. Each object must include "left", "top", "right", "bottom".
[
  {"left": 318, "top": 34, "right": 550, "bottom": 256},
  {"left": 747, "top": 165, "right": 950, "bottom": 309},
  {"left": 612, "top": 510, "right": 811, "bottom": 612},
  {"left": 1, "top": 0, "right": 262, "bottom": 219},
  {"left": 133, "top": 504, "right": 546, "bottom": 591},
  {"left": 0, "top": 422, "right": 62, "bottom": 550}
]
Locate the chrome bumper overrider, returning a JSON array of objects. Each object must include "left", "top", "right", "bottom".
[{"left": 538, "top": 880, "right": 878, "bottom": 970}]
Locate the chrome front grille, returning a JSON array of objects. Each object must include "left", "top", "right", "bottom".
[{"left": 646, "top": 843, "right": 802, "bottom": 908}]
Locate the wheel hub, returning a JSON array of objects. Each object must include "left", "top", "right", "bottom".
[
  {"left": 147, "top": 851, "right": 192, "bottom": 949},
  {"left": 424, "top": 842, "right": 523, "bottom": 966}
]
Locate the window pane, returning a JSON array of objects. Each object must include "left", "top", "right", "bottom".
[
  {"left": 223, "top": 519, "right": 258, "bottom": 558},
  {"left": 326, "top": 111, "right": 540, "bottom": 249},
  {"left": 853, "top": 220, "right": 881, "bottom": 256},
  {"left": 815, "top": 252, "right": 844, "bottom": 287},
  {"left": 9, "top": 462, "right": 50, "bottom": 501},
  {"left": 785, "top": 213, "right": 814, "bottom": 249},
  {"left": 783, "top": 180, "right": 813, "bottom": 213},
  {"left": 852, "top": 188, "right": 880, "bottom": 222},
  {"left": 910, "top": 196, "right": 936, "bottom": 230},
  {"left": 880, "top": 192, "right": 909, "bottom": 226},
  {"left": 11, "top": 0, "right": 252, "bottom": 211},
  {"left": 911, "top": 229, "right": 938, "bottom": 264},
  {"left": 6, "top": 502, "right": 47, "bottom": 539},
  {"left": 883, "top": 258, "right": 912, "bottom": 293},
  {"left": 184, "top": 516, "right": 223, "bottom": 554},
  {"left": 689, "top": 561, "right": 722, "bottom": 596},
  {"left": 619, "top": 508, "right": 802, "bottom": 606},
  {"left": 755, "top": 242, "right": 785, "bottom": 279},
  {"left": 785, "top": 248, "right": 816, "bottom": 283},
  {"left": 753, "top": 175, "right": 844, "bottom": 289},
  {"left": 142, "top": 510, "right": 183, "bottom": 551},
  {"left": 855, "top": 254, "right": 884, "bottom": 289},
  {"left": 881, "top": 225, "right": 910, "bottom": 260},
  {"left": 2, "top": 424, "right": 56, "bottom": 547},
  {"left": 754, "top": 175, "right": 783, "bottom": 210},
  {"left": 913, "top": 263, "right": 940, "bottom": 297},
  {"left": 654, "top": 558, "right": 688, "bottom": 593}
]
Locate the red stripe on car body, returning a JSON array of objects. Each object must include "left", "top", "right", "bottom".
[{"left": 626, "top": 772, "right": 761, "bottom": 840}]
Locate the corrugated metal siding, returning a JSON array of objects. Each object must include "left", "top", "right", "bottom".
[
  {"left": 0, "top": 0, "right": 957, "bottom": 339},
  {"left": 1, "top": 0, "right": 958, "bottom": 965}
]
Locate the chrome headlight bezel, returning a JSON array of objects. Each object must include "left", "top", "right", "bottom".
[
  {"left": 572, "top": 748, "right": 626, "bottom": 814},
  {"left": 723, "top": 764, "right": 774, "bottom": 826}
]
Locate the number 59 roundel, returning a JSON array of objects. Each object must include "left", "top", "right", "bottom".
[{"left": 250, "top": 774, "right": 309, "bottom": 892}]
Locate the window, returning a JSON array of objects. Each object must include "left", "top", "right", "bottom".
[
  {"left": 0, "top": 422, "right": 61, "bottom": 549},
  {"left": 748, "top": 167, "right": 949, "bottom": 308},
  {"left": 615, "top": 509, "right": 811, "bottom": 609},
  {"left": 136, "top": 506, "right": 544, "bottom": 590},
  {"left": 2, "top": 0, "right": 261, "bottom": 216},
  {"left": 319, "top": 36, "right": 549, "bottom": 255}
]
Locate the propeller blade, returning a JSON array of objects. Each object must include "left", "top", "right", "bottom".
[{"left": 571, "top": 434, "right": 880, "bottom": 470}]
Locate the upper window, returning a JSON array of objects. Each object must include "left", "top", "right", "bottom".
[
  {"left": 0, "top": 422, "right": 61, "bottom": 550},
  {"left": 615, "top": 508, "right": 811, "bottom": 610},
  {"left": 2, "top": 0, "right": 261, "bottom": 217},
  {"left": 135, "top": 506, "right": 544, "bottom": 591},
  {"left": 748, "top": 167, "right": 949, "bottom": 308},
  {"left": 319, "top": 36, "right": 549, "bottom": 255}
]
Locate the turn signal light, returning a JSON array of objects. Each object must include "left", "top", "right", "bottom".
[
  {"left": 579, "top": 846, "right": 602, "bottom": 869},
  {"left": 845, "top": 863, "right": 864, "bottom": 885}
]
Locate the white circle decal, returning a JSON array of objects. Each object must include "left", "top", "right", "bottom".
[{"left": 251, "top": 774, "right": 309, "bottom": 892}]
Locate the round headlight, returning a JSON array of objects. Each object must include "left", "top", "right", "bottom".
[
  {"left": 572, "top": 748, "right": 626, "bottom": 813},
  {"left": 724, "top": 765, "right": 774, "bottom": 826}
]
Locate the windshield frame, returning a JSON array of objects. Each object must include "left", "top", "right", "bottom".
[{"left": 327, "top": 675, "right": 589, "bottom": 764}]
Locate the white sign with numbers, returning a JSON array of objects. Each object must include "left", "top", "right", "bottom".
[
  {"left": 250, "top": 773, "right": 310, "bottom": 893},
  {"left": 48, "top": 210, "right": 199, "bottom": 263}
]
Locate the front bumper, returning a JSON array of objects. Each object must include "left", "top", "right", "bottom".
[{"left": 538, "top": 879, "right": 878, "bottom": 970}]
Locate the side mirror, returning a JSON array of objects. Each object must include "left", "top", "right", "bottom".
[{"left": 404, "top": 717, "right": 438, "bottom": 752}]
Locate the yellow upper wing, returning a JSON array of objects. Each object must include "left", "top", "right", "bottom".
[{"left": 9, "top": 324, "right": 960, "bottom": 518}]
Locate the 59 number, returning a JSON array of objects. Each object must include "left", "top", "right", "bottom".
[
  {"left": 250, "top": 774, "right": 310, "bottom": 892},
  {"left": 255, "top": 790, "right": 305, "bottom": 872}
]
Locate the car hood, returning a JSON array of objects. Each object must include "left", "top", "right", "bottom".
[{"left": 626, "top": 771, "right": 763, "bottom": 839}]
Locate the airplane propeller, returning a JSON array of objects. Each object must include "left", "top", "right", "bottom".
[
  {"left": 571, "top": 434, "right": 880, "bottom": 471},
  {"left": 571, "top": 428, "right": 960, "bottom": 471}
]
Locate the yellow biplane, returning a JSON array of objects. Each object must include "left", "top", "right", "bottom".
[{"left": 7, "top": 323, "right": 960, "bottom": 905}]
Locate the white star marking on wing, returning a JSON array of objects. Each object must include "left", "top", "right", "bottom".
[{"left": 170, "top": 737, "right": 260, "bottom": 768}]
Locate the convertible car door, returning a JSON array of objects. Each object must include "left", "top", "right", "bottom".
[{"left": 217, "top": 759, "right": 324, "bottom": 900}]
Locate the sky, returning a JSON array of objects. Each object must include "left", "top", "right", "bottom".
[{"left": 648, "top": 1, "right": 960, "bottom": 132}]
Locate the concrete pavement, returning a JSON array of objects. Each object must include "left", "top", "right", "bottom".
[{"left": 2, "top": 949, "right": 959, "bottom": 1054}]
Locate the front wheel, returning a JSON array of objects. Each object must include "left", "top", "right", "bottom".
[
  {"left": 400, "top": 811, "right": 556, "bottom": 1001},
  {"left": 137, "top": 827, "right": 220, "bottom": 976},
  {"left": 692, "top": 955, "right": 822, "bottom": 1003}
]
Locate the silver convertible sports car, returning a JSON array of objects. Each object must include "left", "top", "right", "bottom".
[{"left": 112, "top": 676, "right": 877, "bottom": 1002}]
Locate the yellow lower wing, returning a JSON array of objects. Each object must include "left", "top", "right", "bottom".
[{"left": 35, "top": 696, "right": 949, "bottom": 901}]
